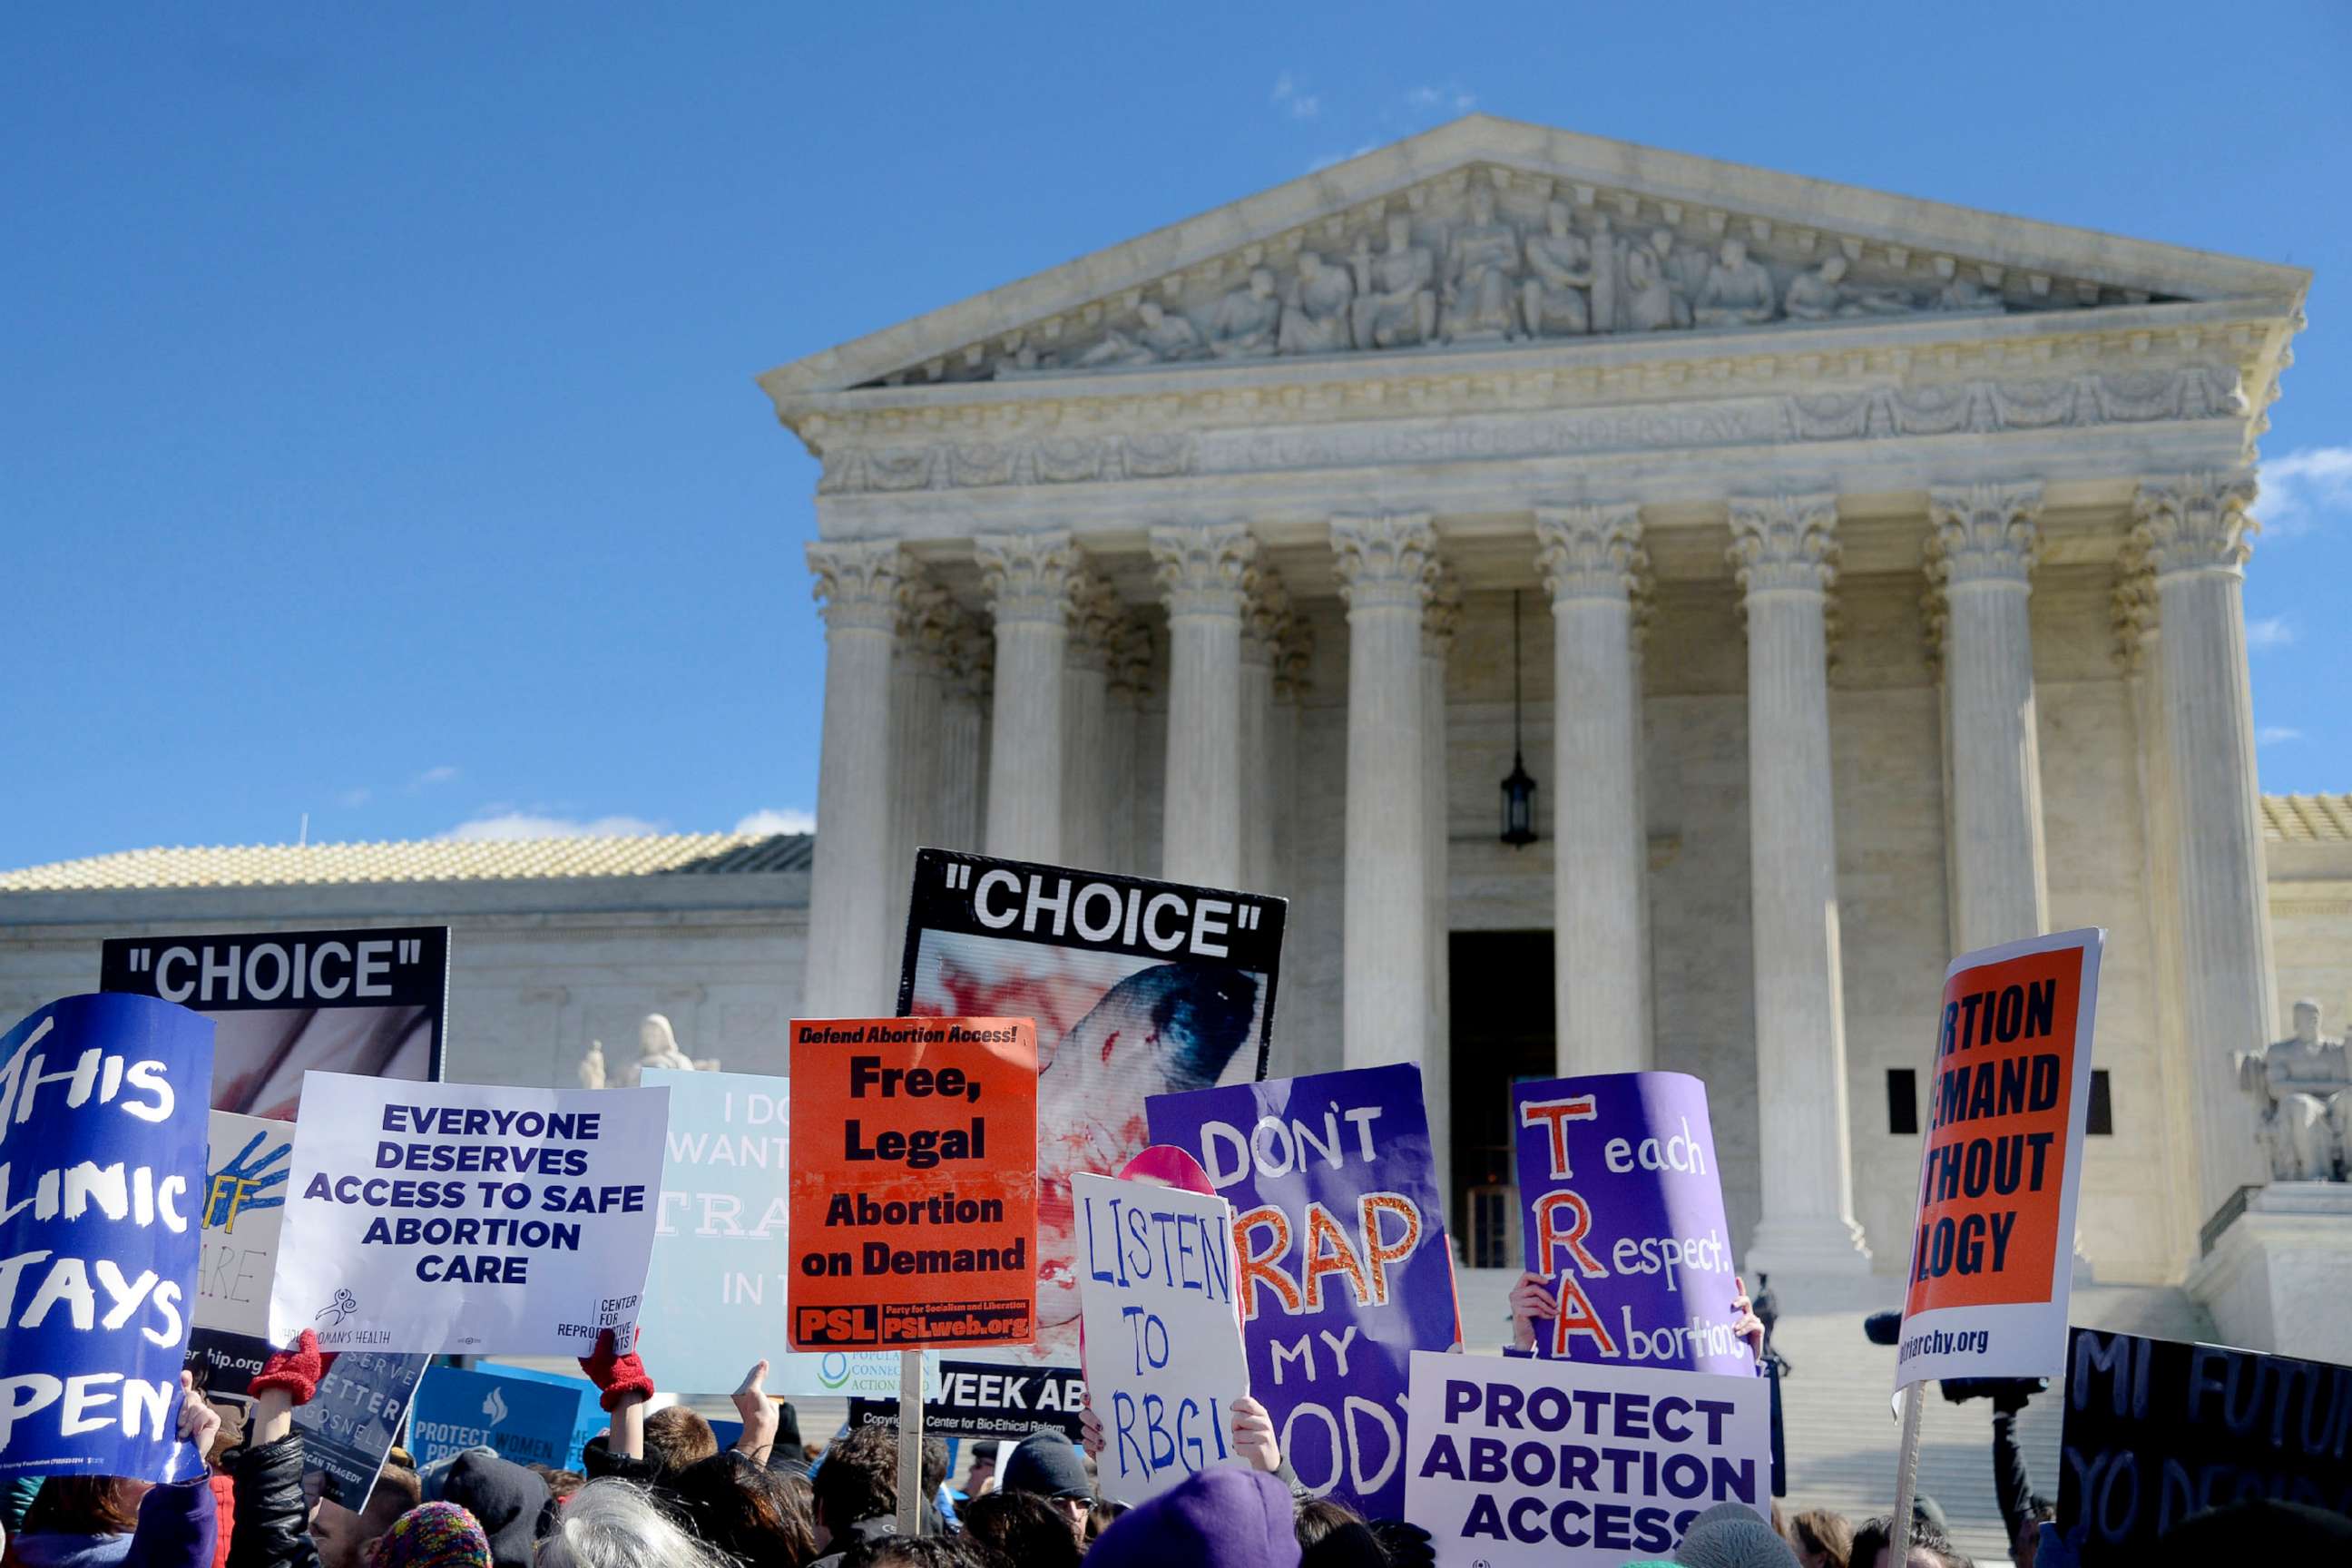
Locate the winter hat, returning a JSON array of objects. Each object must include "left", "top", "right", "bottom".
[
  {"left": 1675, "top": 1502, "right": 1797, "bottom": 1568},
  {"left": 1086, "top": 1469, "right": 1298, "bottom": 1568},
  {"left": 363, "top": 1503, "right": 492, "bottom": 1568},
  {"left": 438, "top": 1452, "right": 554, "bottom": 1568},
  {"left": 999, "top": 1431, "right": 1092, "bottom": 1501}
]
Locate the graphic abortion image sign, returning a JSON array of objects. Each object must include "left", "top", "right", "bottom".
[
  {"left": 103, "top": 926, "right": 447, "bottom": 1120},
  {"left": 269, "top": 1073, "right": 668, "bottom": 1355},
  {"left": 1893, "top": 928, "right": 2103, "bottom": 1393},
  {"left": 899, "top": 848, "right": 1285, "bottom": 1355}
]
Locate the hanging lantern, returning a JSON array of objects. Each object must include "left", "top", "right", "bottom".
[{"left": 1501, "top": 589, "right": 1538, "bottom": 848}]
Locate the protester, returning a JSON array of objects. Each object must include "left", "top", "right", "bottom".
[
  {"left": 995, "top": 1433, "right": 1093, "bottom": 1539},
  {"left": 1674, "top": 1500, "right": 1798, "bottom": 1568},
  {"left": 642, "top": 1410, "right": 720, "bottom": 1482},
  {"left": 1289, "top": 1499, "right": 1386, "bottom": 1568},
  {"left": 837, "top": 1538, "right": 969, "bottom": 1568},
  {"left": 809, "top": 1425, "right": 910, "bottom": 1567},
  {"left": 1083, "top": 1470, "right": 1298, "bottom": 1568},
  {"left": 431, "top": 1455, "right": 548, "bottom": 1568},
  {"left": 672, "top": 1452, "right": 817, "bottom": 1567},
  {"left": 1, "top": 1377, "right": 220, "bottom": 1568},
  {"left": 956, "top": 1447, "right": 996, "bottom": 1505},
  {"left": 1846, "top": 1513, "right": 1966, "bottom": 1568},
  {"left": 352, "top": 1505, "right": 485, "bottom": 1568},
  {"left": 528, "top": 1480, "right": 730, "bottom": 1568},
  {"left": 1787, "top": 1508, "right": 1853, "bottom": 1568},
  {"left": 958, "top": 1491, "right": 1081, "bottom": 1568}
]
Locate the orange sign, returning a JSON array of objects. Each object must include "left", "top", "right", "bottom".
[{"left": 788, "top": 1017, "right": 1037, "bottom": 1350}]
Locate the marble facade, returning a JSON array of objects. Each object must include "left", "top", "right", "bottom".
[{"left": 770, "top": 116, "right": 2310, "bottom": 1286}]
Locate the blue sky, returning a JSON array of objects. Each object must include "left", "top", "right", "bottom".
[{"left": 6, "top": 3, "right": 2347, "bottom": 869}]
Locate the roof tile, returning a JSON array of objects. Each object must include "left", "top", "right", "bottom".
[{"left": 0, "top": 833, "right": 812, "bottom": 892}]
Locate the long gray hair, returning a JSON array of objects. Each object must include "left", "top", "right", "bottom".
[{"left": 535, "top": 1478, "right": 728, "bottom": 1568}]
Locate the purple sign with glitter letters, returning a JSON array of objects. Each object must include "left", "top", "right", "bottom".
[
  {"left": 1148, "top": 1063, "right": 1458, "bottom": 1518},
  {"left": 1511, "top": 1071, "right": 1749, "bottom": 1377}
]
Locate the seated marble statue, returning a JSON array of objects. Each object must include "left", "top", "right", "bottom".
[
  {"left": 1622, "top": 243, "right": 1677, "bottom": 332},
  {"left": 1279, "top": 251, "right": 1356, "bottom": 354},
  {"left": 612, "top": 1012, "right": 700, "bottom": 1088},
  {"left": 1441, "top": 185, "right": 1521, "bottom": 340},
  {"left": 1349, "top": 213, "right": 1437, "bottom": 349},
  {"left": 1208, "top": 268, "right": 1281, "bottom": 358},
  {"left": 1784, "top": 256, "right": 1855, "bottom": 320},
  {"left": 1693, "top": 238, "right": 1777, "bottom": 327},
  {"left": 1651, "top": 230, "right": 1710, "bottom": 329},
  {"left": 1078, "top": 300, "right": 1204, "bottom": 367},
  {"left": 1936, "top": 274, "right": 2004, "bottom": 311},
  {"left": 1521, "top": 201, "right": 1592, "bottom": 337},
  {"left": 2237, "top": 999, "right": 2351, "bottom": 1181}
]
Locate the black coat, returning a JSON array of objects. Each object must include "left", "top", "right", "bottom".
[{"left": 227, "top": 1435, "right": 318, "bottom": 1568}]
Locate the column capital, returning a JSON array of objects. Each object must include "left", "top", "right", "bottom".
[
  {"left": 1728, "top": 495, "right": 1840, "bottom": 599},
  {"left": 1107, "top": 620, "right": 1155, "bottom": 699},
  {"left": 1926, "top": 482, "right": 2043, "bottom": 590},
  {"left": 975, "top": 530, "right": 1081, "bottom": 625},
  {"left": 2111, "top": 545, "right": 2160, "bottom": 671},
  {"left": 2132, "top": 471, "right": 2259, "bottom": 578},
  {"left": 1243, "top": 573, "right": 1292, "bottom": 667},
  {"left": 1422, "top": 573, "right": 1463, "bottom": 657},
  {"left": 1065, "top": 571, "right": 1123, "bottom": 671},
  {"left": 1274, "top": 616, "right": 1316, "bottom": 702},
  {"left": 894, "top": 579, "right": 964, "bottom": 673},
  {"left": 1331, "top": 513, "right": 1439, "bottom": 612},
  {"left": 1534, "top": 503, "right": 1647, "bottom": 605},
  {"left": 808, "top": 539, "right": 908, "bottom": 633},
  {"left": 1151, "top": 523, "right": 1259, "bottom": 620}
]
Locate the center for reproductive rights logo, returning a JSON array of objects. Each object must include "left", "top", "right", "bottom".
[{"left": 482, "top": 1387, "right": 509, "bottom": 1426}]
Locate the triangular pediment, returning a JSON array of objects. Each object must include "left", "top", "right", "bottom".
[{"left": 758, "top": 114, "right": 2306, "bottom": 403}]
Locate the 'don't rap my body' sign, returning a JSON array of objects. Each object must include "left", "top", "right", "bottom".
[
  {"left": 1512, "top": 1072, "right": 1749, "bottom": 1376},
  {"left": 0, "top": 995, "right": 213, "bottom": 1480},
  {"left": 1147, "top": 1063, "right": 1458, "bottom": 1517},
  {"left": 268, "top": 1073, "right": 668, "bottom": 1356},
  {"left": 788, "top": 1017, "right": 1038, "bottom": 1349},
  {"left": 1894, "top": 929, "right": 2103, "bottom": 1394}
]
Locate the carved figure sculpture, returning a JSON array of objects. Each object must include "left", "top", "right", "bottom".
[
  {"left": 1651, "top": 230, "right": 1711, "bottom": 328},
  {"left": 1622, "top": 244, "right": 1676, "bottom": 332},
  {"left": 1586, "top": 212, "right": 1624, "bottom": 332},
  {"left": 1784, "top": 256, "right": 1852, "bottom": 320},
  {"left": 576, "top": 1041, "right": 606, "bottom": 1090},
  {"left": 1440, "top": 185, "right": 1521, "bottom": 341},
  {"left": 615, "top": 1012, "right": 700, "bottom": 1087},
  {"left": 1078, "top": 300, "right": 1203, "bottom": 368},
  {"left": 1694, "top": 239, "right": 1777, "bottom": 327},
  {"left": 1279, "top": 251, "right": 1355, "bottom": 355},
  {"left": 2237, "top": 1000, "right": 2350, "bottom": 1181},
  {"left": 1349, "top": 213, "right": 1437, "bottom": 349},
  {"left": 1937, "top": 275, "right": 2004, "bottom": 312},
  {"left": 1208, "top": 269, "right": 1281, "bottom": 358},
  {"left": 1520, "top": 201, "right": 1592, "bottom": 337}
]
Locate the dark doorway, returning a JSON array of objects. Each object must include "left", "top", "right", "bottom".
[{"left": 1448, "top": 929, "right": 1555, "bottom": 1265}]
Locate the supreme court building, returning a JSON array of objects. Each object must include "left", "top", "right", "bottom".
[{"left": 768, "top": 115, "right": 2310, "bottom": 1288}]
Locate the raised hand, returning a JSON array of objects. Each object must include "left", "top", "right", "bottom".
[
  {"left": 1230, "top": 1396, "right": 1280, "bottom": 1474},
  {"left": 1730, "top": 1275, "right": 1766, "bottom": 1366},
  {"left": 1507, "top": 1270, "right": 1558, "bottom": 1352},
  {"left": 731, "top": 1359, "right": 778, "bottom": 1460},
  {"left": 176, "top": 1370, "right": 222, "bottom": 1458}
]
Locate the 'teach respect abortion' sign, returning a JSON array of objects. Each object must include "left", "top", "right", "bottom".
[
  {"left": 0, "top": 995, "right": 214, "bottom": 1480},
  {"left": 269, "top": 1073, "right": 668, "bottom": 1355}
]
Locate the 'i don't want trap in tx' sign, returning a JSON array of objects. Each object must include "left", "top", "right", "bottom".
[{"left": 788, "top": 1017, "right": 1039, "bottom": 1350}]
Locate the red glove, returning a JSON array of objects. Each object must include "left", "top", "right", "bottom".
[
  {"left": 250, "top": 1330, "right": 338, "bottom": 1406},
  {"left": 577, "top": 1327, "right": 652, "bottom": 1412}
]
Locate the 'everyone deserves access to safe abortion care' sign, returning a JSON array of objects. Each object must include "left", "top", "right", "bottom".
[
  {"left": 0, "top": 995, "right": 214, "bottom": 1481},
  {"left": 1073, "top": 1170, "right": 1251, "bottom": 1504},
  {"left": 1894, "top": 928, "right": 2103, "bottom": 1393},
  {"left": 268, "top": 1073, "right": 668, "bottom": 1355}
]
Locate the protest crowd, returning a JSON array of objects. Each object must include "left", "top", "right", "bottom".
[{"left": 4, "top": 873, "right": 2346, "bottom": 1568}]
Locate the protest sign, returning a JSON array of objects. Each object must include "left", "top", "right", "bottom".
[
  {"left": 773, "top": 1351, "right": 942, "bottom": 1399},
  {"left": 1510, "top": 1072, "right": 1748, "bottom": 1376},
  {"left": 640, "top": 1067, "right": 795, "bottom": 1391},
  {"left": 2057, "top": 1327, "right": 2352, "bottom": 1559},
  {"left": 851, "top": 1360, "right": 1087, "bottom": 1441},
  {"left": 409, "top": 1362, "right": 606, "bottom": 1473},
  {"left": 1147, "top": 1063, "right": 1457, "bottom": 1514},
  {"left": 268, "top": 1072, "right": 669, "bottom": 1355},
  {"left": 0, "top": 994, "right": 213, "bottom": 1480},
  {"left": 294, "top": 1349, "right": 429, "bottom": 1508},
  {"left": 1403, "top": 1350, "right": 1770, "bottom": 1568},
  {"left": 788, "top": 1017, "right": 1038, "bottom": 1350},
  {"left": 1073, "top": 1171, "right": 1250, "bottom": 1504},
  {"left": 196, "top": 1111, "right": 292, "bottom": 1338},
  {"left": 103, "top": 926, "right": 447, "bottom": 1119},
  {"left": 1893, "top": 929, "right": 2103, "bottom": 1393},
  {"left": 899, "top": 849, "right": 1285, "bottom": 1354}
]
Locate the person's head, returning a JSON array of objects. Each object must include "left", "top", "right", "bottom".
[
  {"left": 1721, "top": 239, "right": 1748, "bottom": 267},
  {"left": 2294, "top": 998, "right": 2321, "bottom": 1043},
  {"left": 812, "top": 1422, "right": 902, "bottom": 1543},
  {"left": 841, "top": 1535, "right": 969, "bottom": 1568},
  {"left": 542, "top": 1471, "right": 585, "bottom": 1504},
  {"left": 919, "top": 1433, "right": 949, "bottom": 1499},
  {"left": 1292, "top": 1498, "right": 1383, "bottom": 1568},
  {"left": 1847, "top": 1514, "right": 1961, "bottom": 1568},
  {"left": 439, "top": 1451, "right": 553, "bottom": 1568},
  {"left": 315, "top": 1469, "right": 423, "bottom": 1568},
  {"left": 1250, "top": 269, "right": 1276, "bottom": 299},
  {"left": 1086, "top": 1469, "right": 1298, "bottom": 1568},
  {"left": 1821, "top": 256, "right": 1850, "bottom": 284},
  {"left": 536, "top": 1479, "right": 730, "bottom": 1568},
  {"left": 361, "top": 1503, "right": 492, "bottom": 1568},
  {"left": 21, "top": 1475, "right": 142, "bottom": 1537},
  {"left": 1468, "top": 187, "right": 1494, "bottom": 224},
  {"left": 960, "top": 1444, "right": 997, "bottom": 1497},
  {"left": 1387, "top": 213, "right": 1412, "bottom": 249},
  {"left": 1138, "top": 301, "right": 1166, "bottom": 328},
  {"left": 997, "top": 1430, "right": 1093, "bottom": 1537},
  {"left": 1788, "top": 1508, "right": 1854, "bottom": 1568},
  {"left": 1674, "top": 1501, "right": 1798, "bottom": 1568},
  {"left": 1548, "top": 201, "right": 1573, "bottom": 235},
  {"left": 642, "top": 1406, "right": 720, "bottom": 1480},
  {"left": 639, "top": 1014, "right": 676, "bottom": 1057},
  {"left": 1290, "top": 1498, "right": 1362, "bottom": 1548},
  {"left": 674, "top": 1452, "right": 816, "bottom": 1568},
  {"left": 962, "top": 1488, "right": 1085, "bottom": 1568}
]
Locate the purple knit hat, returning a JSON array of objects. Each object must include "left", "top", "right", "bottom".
[{"left": 364, "top": 1502, "right": 493, "bottom": 1568}]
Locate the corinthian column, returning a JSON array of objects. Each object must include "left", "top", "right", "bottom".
[
  {"left": 2134, "top": 472, "right": 2277, "bottom": 1214},
  {"left": 1928, "top": 485, "right": 2050, "bottom": 952},
  {"left": 1104, "top": 623, "right": 1152, "bottom": 875},
  {"left": 1422, "top": 578, "right": 1460, "bottom": 1214},
  {"left": 1729, "top": 496, "right": 1870, "bottom": 1275},
  {"left": 1061, "top": 573, "right": 1119, "bottom": 872},
  {"left": 1153, "top": 524, "right": 1258, "bottom": 887},
  {"left": 1333, "top": 514, "right": 1437, "bottom": 1068},
  {"left": 1240, "top": 576, "right": 1289, "bottom": 895},
  {"left": 1536, "top": 504, "right": 1652, "bottom": 1074},
  {"left": 805, "top": 540, "right": 906, "bottom": 1016},
  {"left": 885, "top": 580, "right": 955, "bottom": 946},
  {"left": 976, "top": 531, "right": 1078, "bottom": 862},
  {"left": 936, "top": 622, "right": 990, "bottom": 858}
]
